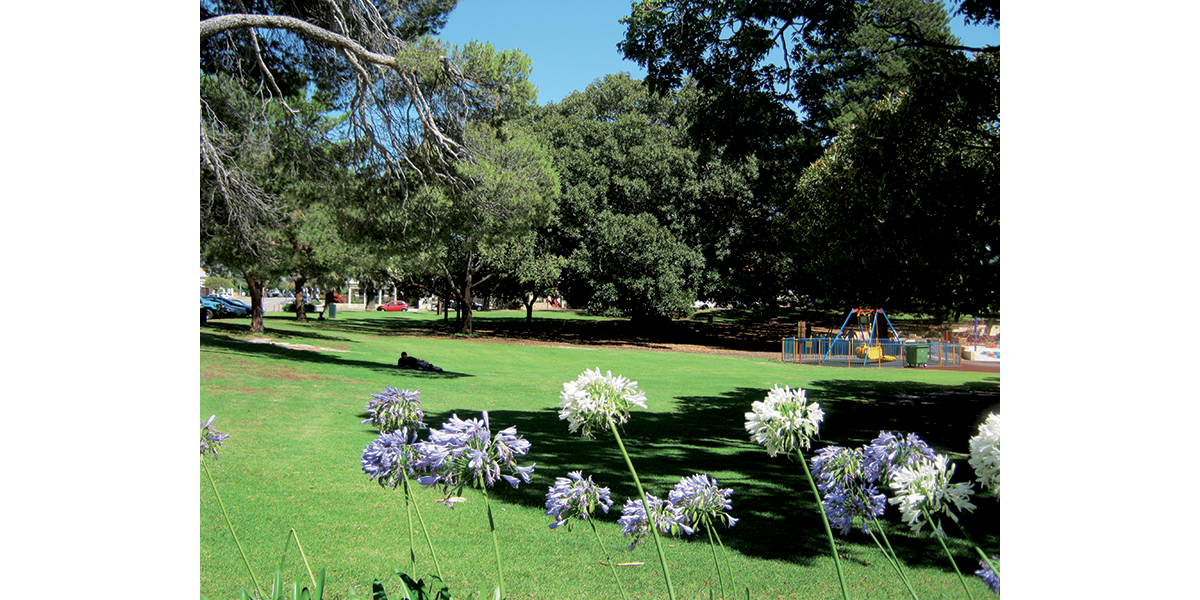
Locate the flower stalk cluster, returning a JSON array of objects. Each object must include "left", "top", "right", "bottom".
[
  {"left": 968, "top": 413, "right": 1000, "bottom": 497},
  {"left": 558, "top": 367, "right": 648, "bottom": 438},
  {"left": 744, "top": 385, "right": 825, "bottom": 457},
  {"left": 201, "top": 415, "right": 231, "bottom": 461},
  {"left": 544, "top": 471, "right": 614, "bottom": 530},
  {"left": 361, "top": 385, "right": 425, "bottom": 433}
]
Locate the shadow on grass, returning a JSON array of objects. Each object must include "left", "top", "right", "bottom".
[
  {"left": 200, "top": 331, "right": 475, "bottom": 380},
  {"left": 404, "top": 376, "right": 999, "bottom": 574}
]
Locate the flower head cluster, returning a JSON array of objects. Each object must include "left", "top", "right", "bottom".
[
  {"left": 668, "top": 474, "right": 738, "bottom": 530},
  {"left": 745, "top": 385, "right": 824, "bottom": 457},
  {"left": 544, "top": 471, "right": 614, "bottom": 530},
  {"left": 968, "top": 413, "right": 1000, "bottom": 497},
  {"left": 361, "top": 385, "right": 426, "bottom": 433},
  {"left": 888, "top": 454, "right": 976, "bottom": 538},
  {"left": 361, "top": 427, "right": 424, "bottom": 489},
  {"left": 617, "top": 494, "right": 693, "bottom": 550},
  {"left": 862, "top": 431, "right": 938, "bottom": 485},
  {"left": 810, "top": 446, "right": 887, "bottom": 535},
  {"left": 975, "top": 557, "right": 1000, "bottom": 594},
  {"left": 559, "top": 368, "right": 648, "bottom": 438},
  {"left": 415, "top": 411, "right": 535, "bottom": 507},
  {"left": 200, "top": 415, "right": 231, "bottom": 461}
]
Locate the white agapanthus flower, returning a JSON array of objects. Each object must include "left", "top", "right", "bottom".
[
  {"left": 888, "top": 454, "right": 976, "bottom": 538},
  {"left": 968, "top": 413, "right": 1000, "bottom": 497},
  {"left": 558, "top": 368, "right": 649, "bottom": 437},
  {"left": 744, "top": 385, "right": 825, "bottom": 457}
]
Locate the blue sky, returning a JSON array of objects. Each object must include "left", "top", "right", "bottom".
[{"left": 435, "top": 0, "right": 1001, "bottom": 105}]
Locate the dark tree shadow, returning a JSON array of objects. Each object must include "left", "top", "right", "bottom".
[
  {"left": 397, "top": 375, "right": 999, "bottom": 574},
  {"left": 200, "top": 332, "right": 474, "bottom": 379}
]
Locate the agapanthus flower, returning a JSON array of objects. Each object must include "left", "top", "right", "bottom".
[
  {"left": 200, "top": 415, "right": 231, "bottom": 461},
  {"left": 862, "top": 431, "right": 938, "bottom": 485},
  {"left": 975, "top": 557, "right": 1000, "bottom": 594},
  {"left": 744, "top": 385, "right": 824, "bottom": 457},
  {"left": 361, "top": 427, "right": 425, "bottom": 489},
  {"left": 617, "top": 494, "right": 693, "bottom": 550},
  {"left": 810, "top": 446, "right": 887, "bottom": 535},
  {"left": 415, "top": 411, "right": 536, "bottom": 506},
  {"left": 968, "top": 413, "right": 1001, "bottom": 497},
  {"left": 559, "top": 368, "right": 649, "bottom": 437},
  {"left": 361, "top": 385, "right": 426, "bottom": 433},
  {"left": 544, "top": 471, "right": 615, "bottom": 530},
  {"left": 667, "top": 474, "right": 738, "bottom": 530},
  {"left": 888, "top": 454, "right": 976, "bottom": 538}
]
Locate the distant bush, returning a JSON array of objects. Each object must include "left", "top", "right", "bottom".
[{"left": 283, "top": 302, "right": 318, "bottom": 313}]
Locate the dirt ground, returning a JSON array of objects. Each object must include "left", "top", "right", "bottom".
[{"left": 417, "top": 310, "right": 1000, "bottom": 373}]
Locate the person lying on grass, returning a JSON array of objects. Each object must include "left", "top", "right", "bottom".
[{"left": 398, "top": 351, "right": 443, "bottom": 372}]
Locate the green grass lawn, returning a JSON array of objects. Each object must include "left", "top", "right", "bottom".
[{"left": 201, "top": 310, "right": 999, "bottom": 599}]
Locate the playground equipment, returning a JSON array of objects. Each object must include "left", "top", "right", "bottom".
[{"left": 780, "top": 308, "right": 962, "bottom": 368}]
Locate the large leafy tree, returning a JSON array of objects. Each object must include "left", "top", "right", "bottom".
[
  {"left": 529, "top": 74, "right": 763, "bottom": 321},
  {"left": 331, "top": 39, "right": 559, "bottom": 335},
  {"left": 200, "top": 0, "right": 471, "bottom": 257},
  {"left": 620, "top": 0, "right": 999, "bottom": 317},
  {"left": 201, "top": 72, "right": 353, "bottom": 331}
]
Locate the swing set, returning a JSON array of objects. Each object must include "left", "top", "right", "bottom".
[{"left": 781, "top": 308, "right": 962, "bottom": 368}]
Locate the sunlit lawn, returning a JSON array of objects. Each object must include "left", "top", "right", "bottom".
[{"left": 200, "top": 310, "right": 999, "bottom": 599}]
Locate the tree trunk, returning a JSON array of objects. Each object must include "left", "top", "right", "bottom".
[
  {"left": 524, "top": 292, "right": 535, "bottom": 324},
  {"left": 246, "top": 273, "right": 265, "bottom": 333},
  {"left": 363, "top": 280, "right": 378, "bottom": 311},
  {"left": 293, "top": 276, "right": 308, "bottom": 323},
  {"left": 460, "top": 268, "right": 475, "bottom": 334}
]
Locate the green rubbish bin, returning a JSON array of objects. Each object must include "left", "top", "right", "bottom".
[
  {"left": 328, "top": 303, "right": 337, "bottom": 319},
  {"left": 905, "top": 344, "right": 929, "bottom": 367}
]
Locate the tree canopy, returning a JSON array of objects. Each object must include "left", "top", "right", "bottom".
[{"left": 619, "top": 0, "right": 1000, "bottom": 317}]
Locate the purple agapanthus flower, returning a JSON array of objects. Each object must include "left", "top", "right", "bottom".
[
  {"left": 975, "top": 557, "right": 1000, "bottom": 594},
  {"left": 667, "top": 474, "right": 738, "bottom": 530},
  {"left": 544, "top": 471, "right": 615, "bottom": 530},
  {"left": 617, "top": 494, "right": 693, "bottom": 550},
  {"left": 200, "top": 415, "right": 231, "bottom": 461},
  {"left": 810, "top": 446, "right": 887, "bottom": 535},
  {"left": 415, "top": 411, "right": 535, "bottom": 506},
  {"left": 361, "top": 386, "right": 425, "bottom": 433},
  {"left": 361, "top": 427, "right": 425, "bottom": 489},
  {"left": 862, "top": 431, "right": 937, "bottom": 485}
]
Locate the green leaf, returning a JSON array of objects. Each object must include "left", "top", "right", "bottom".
[
  {"left": 315, "top": 568, "right": 326, "bottom": 600},
  {"left": 372, "top": 579, "right": 390, "bottom": 600}
]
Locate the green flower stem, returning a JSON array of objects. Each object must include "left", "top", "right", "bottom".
[
  {"left": 702, "top": 519, "right": 726, "bottom": 600},
  {"left": 950, "top": 519, "right": 1000, "bottom": 578},
  {"left": 607, "top": 415, "right": 677, "bottom": 600},
  {"left": 922, "top": 509, "right": 973, "bottom": 600},
  {"left": 482, "top": 487, "right": 506, "bottom": 599},
  {"left": 284, "top": 528, "right": 316, "bottom": 588},
  {"left": 400, "top": 469, "right": 443, "bottom": 581},
  {"left": 202, "top": 458, "right": 264, "bottom": 599},
  {"left": 865, "top": 522, "right": 918, "bottom": 600},
  {"left": 711, "top": 526, "right": 735, "bottom": 598},
  {"left": 796, "top": 449, "right": 850, "bottom": 600},
  {"left": 588, "top": 518, "right": 629, "bottom": 600},
  {"left": 402, "top": 478, "right": 417, "bottom": 569}
]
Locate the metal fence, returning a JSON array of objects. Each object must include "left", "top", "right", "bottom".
[{"left": 781, "top": 338, "right": 962, "bottom": 368}]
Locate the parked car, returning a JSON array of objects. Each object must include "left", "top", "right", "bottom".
[
  {"left": 377, "top": 300, "right": 410, "bottom": 312},
  {"left": 201, "top": 297, "right": 223, "bottom": 322},
  {"left": 449, "top": 300, "right": 483, "bottom": 311},
  {"left": 204, "top": 295, "right": 251, "bottom": 318}
]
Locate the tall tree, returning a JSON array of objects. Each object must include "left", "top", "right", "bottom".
[
  {"left": 200, "top": 0, "right": 472, "bottom": 257},
  {"left": 620, "top": 0, "right": 999, "bottom": 317},
  {"left": 528, "top": 74, "right": 763, "bottom": 320}
]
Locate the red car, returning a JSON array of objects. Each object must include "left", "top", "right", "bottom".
[{"left": 377, "top": 300, "right": 410, "bottom": 312}]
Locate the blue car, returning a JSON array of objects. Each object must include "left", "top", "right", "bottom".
[
  {"left": 201, "top": 297, "right": 224, "bottom": 321},
  {"left": 203, "top": 295, "right": 251, "bottom": 318}
]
